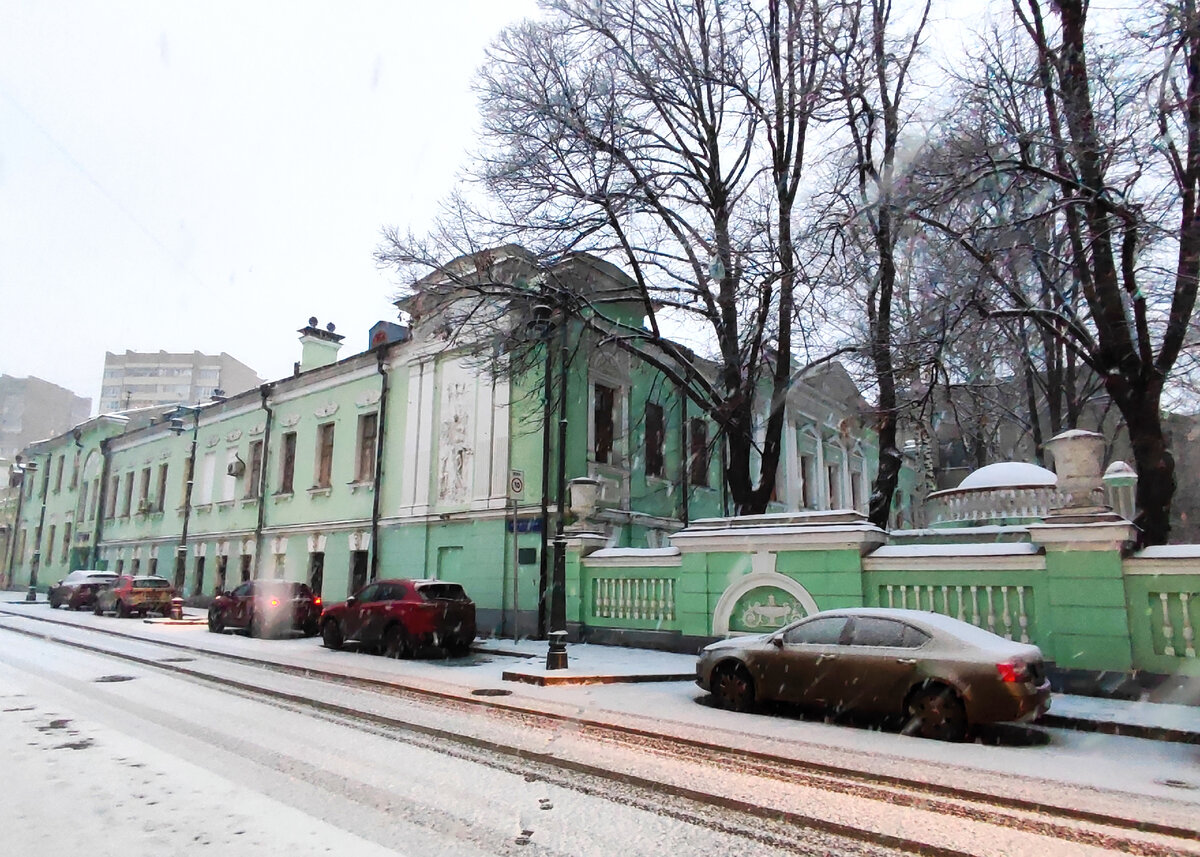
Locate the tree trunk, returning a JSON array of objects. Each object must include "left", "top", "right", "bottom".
[{"left": 1116, "top": 386, "right": 1176, "bottom": 545}]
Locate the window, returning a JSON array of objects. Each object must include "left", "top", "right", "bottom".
[
  {"left": 198, "top": 452, "right": 216, "bottom": 505},
  {"left": 240, "top": 554, "right": 252, "bottom": 583},
  {"left": 78, "top": 482, "right": 90, "bottom": 522},
  {"left": 193, "top": 556, "right": 206, "bottom": 598},
  {"left": 214, "top": 555, "right": 228, "bottom": 594},
  {"left": 148, "top": 557, "right": 158, "bottom": 577},
  {"left": 53, "top": 455, "right": 64, "bottom": 493},
  {"left": 45, "top": 525, "right": 56, "bottom": 565},
  {"left": 246, "top": 440, "right": 263, "bottom": 498},
  {"left": 90, "top": 478, "right": 101, "bottom": 520},
  {"left": 138, "top": 467, "right": 151, "bottom": 510},
  {"left": 279, "top": 432, "right": 297, "bottom": 494},
  {"left": 70, "top": 451, "right": 80, "bottom": 490},
  {"left": 131, "top": 558, "right": 140, "bottom": 576},
  {"left": 308, "top": 551, "right": 324, "bottom": 598},
  {"left": 848, "top": 617, "right": 928, "bottom": 648},
  {"left": 350, "top": 549, "right": 369, "bottom": 594},
  {"left": 61, "top": 523, "right": 71, "bottom": 563},
  {"left": 40, "top": 467, "right": 49, "bottom": 500},
  {"left": 156, "top": 463, "right": 169, "bottom": 511},
  {"left": 355, "top": 413, "right": 378, "bottom": 482},
  {"left": 121, "top": 473, "right": 134, "bottom": 517},
  {"left": 594, "top": 384, "right": 615, "bottom": 464},
  {"left": 644, "top": 402, "right": 664, "bottom": 477},
  {"left": 689, "top": 418, "right": 709, "bottom": 487},
  {"left": 851, "top": 468, "right": 864, "bottom": 511},
  {"left": 107, "top": 476, "right": 119, "bottom": 518},
  {"left": 315, "top": 422, "right": 335, "bottom": 488},
  {"left": 827, "top": 464, "right": 840, "bottom": 508},
  {"left": 800, "top": 454, "right": 814, "bottom": 508},
  {"left": 782, "top": 616, "right": 848, "bottom": 645}
]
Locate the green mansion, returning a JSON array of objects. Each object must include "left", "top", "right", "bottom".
[{"left": 5, "top": 248, "right": 896, "bottom": 645}]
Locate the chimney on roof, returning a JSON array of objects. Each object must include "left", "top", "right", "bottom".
[{"left": 298, "top": 317, "right": 345, "bottom": 373}]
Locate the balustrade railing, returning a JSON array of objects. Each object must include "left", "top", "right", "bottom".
[
  {"left": 880, "top": 582, "right": 1033, "bottom": 643},
  {"left": 591, "top": 576, "right": 676, "bottom": 624},
  {"left": 1151, "top": 590, "right": 1198, "bottom": 659}
]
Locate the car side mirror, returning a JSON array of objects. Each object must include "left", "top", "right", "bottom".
[
  {"left": 771, "top": 636, "right": 784, "bottom": 648},
  {"left": 346, "top": 596, "right": 357, "bottom": 607}
]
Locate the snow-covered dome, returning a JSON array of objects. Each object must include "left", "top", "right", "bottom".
[{"left": 957, "top": 462, "right": 1057, "bottom": 490}]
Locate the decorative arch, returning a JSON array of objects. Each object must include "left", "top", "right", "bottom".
[{"left": 712, "top": 571, "right": 819, "bottom": 636}]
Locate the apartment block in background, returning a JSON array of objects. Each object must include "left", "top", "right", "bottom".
[
  {"left": 99, "top": 351, "right": 262, "bottom": 413},
  {"left": 0, "top": 375, "right": 91, "bottom": 462}
]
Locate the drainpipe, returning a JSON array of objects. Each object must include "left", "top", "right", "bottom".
[
  {"left": 253, "top": 383, "right": 274, "bottom": 577},
  {"left": 679, "top": 380, "right": 689, "bottom": 527},
  {"left": 90, "top": 438, "right": 113, "bottom": 569},
  {"left": 369, "top": 349, "right": 388, "bottom": 581}
]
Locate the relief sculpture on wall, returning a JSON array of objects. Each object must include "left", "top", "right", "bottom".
[{"left": 438, "top": 382, "right": 473, "bottom": 504}]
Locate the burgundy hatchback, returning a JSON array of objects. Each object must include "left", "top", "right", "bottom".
[
  {"left": 208, "top": 580, "right": 322, "bottom": 638},
  {"left": 319, "top": 578, "right": 476, "bottom": 658}
]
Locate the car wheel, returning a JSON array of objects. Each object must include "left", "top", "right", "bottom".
[
  {"left": 207, "top": 608, "right": 224, "bottom": 634},
  {"left": 93, "top": 601, "right": 104, "bottom": 616},
  {"left": 301, "top": 620, "right": 319, "bottom": 638},
  {"left": 322, "top": 620, "right": 344, "bottom": 651},
  {"left": 905, "top": 685, "right": 968, "bottom": 742},
  {"left": 382, "top": 624, "right": 409, "bottom": 659},
  {"left": 446, "top": 640, "right": 472, "bottom": 658},
  {"left": 48, "top": 595, "right": 59, "bottom": 609},
  {"left": 712, "top": 663, "right": 755, "bottom": 712},
  {"left": 114, "top": 600, "right": 128, "bottom": 619}
]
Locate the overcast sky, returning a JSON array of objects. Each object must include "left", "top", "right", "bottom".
[{"left": 0, "top": 0, "right": 538, "bottom": 409}]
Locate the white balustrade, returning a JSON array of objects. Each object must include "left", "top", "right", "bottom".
[
  {"left": 592, "top": 577, "right": 676, "bottom": 623},
  {"left": 883, "top": 583, "right": 1032, "bottom": 642},
  {"left": 1155, "top": 590, "right": 1199, "bottom": 658}
]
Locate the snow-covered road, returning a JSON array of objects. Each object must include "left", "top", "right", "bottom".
[{"left": 1, "top": 607, "right": 1198, "bottom": 856}]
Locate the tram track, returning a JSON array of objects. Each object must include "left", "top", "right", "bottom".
[{"left": 1, "top": 610, "right": 1197, "bottom": 857}]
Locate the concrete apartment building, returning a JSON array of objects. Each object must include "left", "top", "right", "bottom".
[
  {"left": 0, "top": 375, "right": 91, "bottom": 462},
  {"left": 99, "top": 351, "right": 262, "bottom": 414}
]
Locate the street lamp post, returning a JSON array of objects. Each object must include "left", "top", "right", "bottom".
[
  {"left": 169, "top": 406, "right": 202, "bottom": 593},
  {"left": 25, "top": 461, "right": 43, "bottom": 601},
  {"left": 535, "top": 300, "right": 571, "bottom": 671},
  {"left": 3, "top": 459, "right": 30, "bottom": 591}
]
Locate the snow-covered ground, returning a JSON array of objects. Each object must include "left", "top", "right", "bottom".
[{"left": 3, "top": 598, "right": 1199, "bottom": 811}]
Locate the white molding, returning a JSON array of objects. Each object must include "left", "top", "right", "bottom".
[
  {"left": 1124, "top": 557, "right": 1200, "bottom": 576},
  {"left": 864, "top": 555, "right": 1045, "bottom": 572},
  {"left": 671, "top": 524, "right": 887, "bottom": 554},
  {"left": 583, "top": 554, "right": 682, "bottom": 569},
  {"left": 712, "top": 572, "right": 819, "bottom": 636},
  {"left": 270, "top": 363, "right": 379, "bottom": 404},
  {"left": 314, "top": 403, "right": 339, "bottom": 419}
]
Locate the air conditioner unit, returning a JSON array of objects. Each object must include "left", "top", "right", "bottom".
[{"left": 227, "top": 458, "right": 246, "bottom": 478}]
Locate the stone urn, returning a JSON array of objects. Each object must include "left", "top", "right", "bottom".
[
  {"left": 1044, "top": 430, "right": 1107, "bottom": 510},
  {"left": 567, "top": 476, "right": 602, "bottom": 524}
]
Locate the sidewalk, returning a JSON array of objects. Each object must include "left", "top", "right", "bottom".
[{"left": 472, "top": 637, "right": 1200, "bottom": 745}]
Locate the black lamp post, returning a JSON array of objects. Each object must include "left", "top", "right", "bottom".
[
  {"left": 25, "top": 460, "right": 43, "bottom": 601},
  {"left": 533, "top": 299, "right": 571, "bottom": 671},
  {"left": 169, "top": 405, "right": 202, "bottom": 592}
]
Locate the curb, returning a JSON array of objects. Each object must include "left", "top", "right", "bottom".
[{"left": 1040, "top": 713, "right": 1200, "bottom": 745}]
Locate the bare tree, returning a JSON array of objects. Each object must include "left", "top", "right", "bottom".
[
  {"left": 379, "top": 0, "right": 852, "bottom": 515},
  {"left": 910, "top": 0, "right": 1200, "bottom": 544}
]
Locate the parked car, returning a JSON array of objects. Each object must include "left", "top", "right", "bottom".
[
  {"left": 48, "top": 570, "right": 118, "bottom": 610},
  {"left": 319, "top": 578, "right": 476, "bottom": 658},
  {"left": 696, "top": 607, "right": 1051, "bottom": 741},
  {"left": 208, "top": 579, "right": 322, "bottom": 637},
  {"left": 93, "top": 575, "right": 176, "bottom": 618}
]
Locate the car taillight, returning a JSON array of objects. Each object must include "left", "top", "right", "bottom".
[
  {"left": 996, "top": 661, "right": 1031, "bottom": 683},
  {"left": 270, "top": 598, "right": 279, "bottom": 607},
  {"left": 313, "top": 597, "right": 321, "bottom": 606}
]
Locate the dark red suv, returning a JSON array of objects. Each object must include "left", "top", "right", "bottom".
[
  {"left": 319, "top": 578, "right": 476, "bottom": 658},
  {"left": 208, "top": 580, "right": 322, "bottom": 638}
]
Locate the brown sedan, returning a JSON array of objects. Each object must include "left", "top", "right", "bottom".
[
  {"left": 696, "top": 607, "right": 1051, "bottom": 740},
  {"left": 48, "top": 570, "right": 118, "bottom": 610}
]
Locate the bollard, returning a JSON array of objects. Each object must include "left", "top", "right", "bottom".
[
  {"left": 169, "top": 597, "right": 184, "bottom": 621},
  {"left": 26, "top": 586, "right": 37, "bottom": 603}
]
